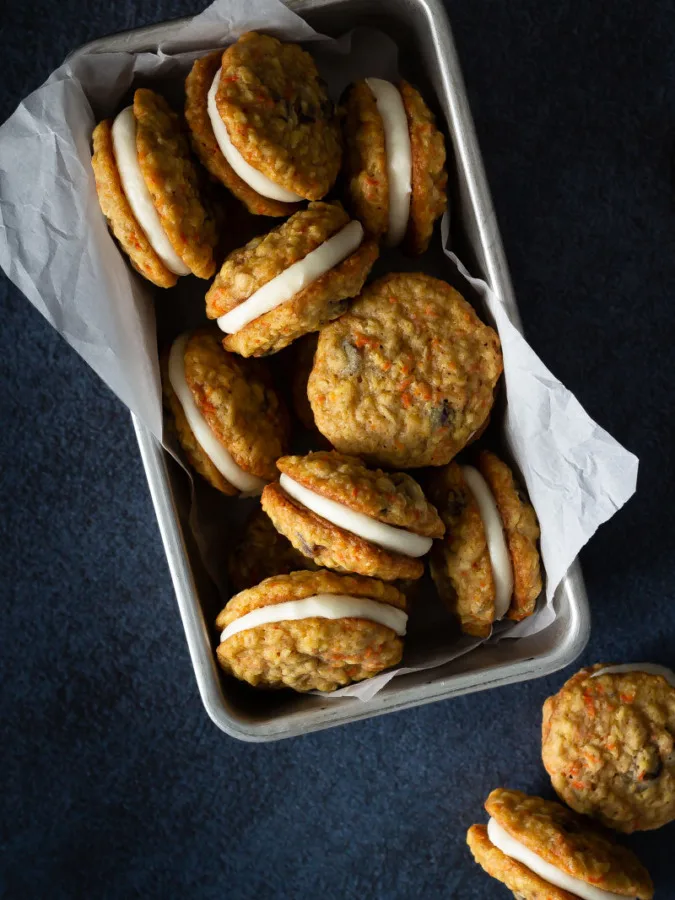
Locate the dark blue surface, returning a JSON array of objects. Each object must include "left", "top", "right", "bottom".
[{"left": 2, "top": 1, "right": 675, "bottom": 897}]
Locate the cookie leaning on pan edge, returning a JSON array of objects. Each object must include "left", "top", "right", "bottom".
[
  {"left": 261, "top": 451, "right": 444, "bottom": 581},
  {"left": 216, "top": 570, "right": 407, "bottom": 692},
  {"left": 308, "top": 272, "right": 502, "bottom": 468},
  {"left": 428, "top": 451, "right": 542, "bottom": 637},
  {"left": 205, "top": 202, "right": 378, "bottom": 357},
  {"left": 92, "top": 88, "right": 216, "bottom": 287},
  {"left": 162, "top": 330, "right": 289, "bottom": 496},
  {"left": 467, "top": 788, "right": 653, "bottom": 900},
  {"left": 342, "top": 78, "right": 447, "bottom": 254}
]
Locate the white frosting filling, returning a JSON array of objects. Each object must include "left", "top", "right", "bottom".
[
  {"left": 220, "top": 593, "right": 408, "bottom": 643},
  {"left": 592, "top": 663, "right": 675, "bottom": 689},
  {"left": 217, "top": 221, "right": 364, "bottom": 335},
  {"left": 111, "top": 107, "right": 191, "bottom": 276},
  {"left": 365, "top": 78, "right": 412, "bottom": 248},
  {"left": 168, "top": 334, "right": 266, "bottom": 495},
  {"left": 461, "top": 466, "right": 513, "bottom": 619},
  {"left": 487, "top": 818, "right": 628, "bottom": 900},
  {"left": 279, "top": 473, "right": 432, "bottom": 558},
  {"left": 207, "top": 69, "right": 303, "bottom": 203}
]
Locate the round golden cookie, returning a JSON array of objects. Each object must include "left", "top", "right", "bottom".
[
  {"left": 307, "top": 273, "right": 503, "bottom": 468},
  {"left": 227, "top": 508, "right": 317, "bottom": 593},
  {"left": 184, "top": 50, "right": 300, "bottom": 217},
  {"left": 261, "top": 481, "right": 424, "bottom": 582},
  {"left": 92, "top": 119, "right": 177, "bottom": 288},
  {"left": 205, "top": 202, "right": 378, "bottom": 357},
  {"left": 477, "top": 450, "right": 542, "bottom": 620},
  {"left": 133, "top": 88, "right": 216, "bottom": 279},
  {"left": 162, "top": 330, "right": 289, "bottom": 494},
  {"left": 216, "top": 569, "right": 406, "bottom": 691},
  {"left": 215, "top": 32, "right": 341, "bottom": 200},
  {"left": 477, "top": 788, "right": 653, "bottom": 898},
  {"left": 427, "top": 462, "right": 495, "bottom": 637},
  {"left": 342, "top": 79, "right": 447, "bottom": 254},
  {"left": 542, "top": 664, "right": 675, "bottom": 832}
]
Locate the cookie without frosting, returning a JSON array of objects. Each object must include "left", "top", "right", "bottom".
[
  {"left": 542, "top": 664, "right": 675, "bottom": 832},
  {"left": 308, "top": 273, "right": 502, "bottom": 468}
]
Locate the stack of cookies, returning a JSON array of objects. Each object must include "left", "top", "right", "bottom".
[{"left": 91, "top": 31, "right": 544, "bottom": 694}]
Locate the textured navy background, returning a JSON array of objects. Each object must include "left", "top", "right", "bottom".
[{"left": 2, "top": 1, "right": 675, "bottom": 897}]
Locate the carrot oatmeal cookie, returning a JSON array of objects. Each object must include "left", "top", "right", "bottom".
[
  {"left": 542, "top": 663, "right": 675, "bottom": 833},
  {"left": 206, "top": 202, "right": 378, "bottom": 357},
  {"left": 185, "top": 50, "right": 301, "bottom": 217},
  {"left": 216, "top": 569, "right": 407, "bottom": 692},
  {"left": 162, "top": 329, "right": 289, "bottom": 496},
  {"left": 342, "top": 78, "right": 447, "bottom": 254},
  {"left": 308, "top": 273, "right": 502, "bottom": 468},
  {"left": 228, "top": 509, "right": 317, "bottom": 593},
  {"left": 204, "top": 32, "right": 341, "bottom": 205},
  {"left": 428, "top": 452, "right": 542, "bottom": 636},
  {"left": 260, "top": 451, "right": 443, "bottom": 581},
  {"left": 92, "top": 89, "right": 216, "bottom": 285},
  {"left": 467, "top": 788, "right": 653, "bottom": 900}
]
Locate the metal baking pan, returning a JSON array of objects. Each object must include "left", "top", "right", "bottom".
[{"left": 70, "top": 0, "right": 590, "bottom": 741}]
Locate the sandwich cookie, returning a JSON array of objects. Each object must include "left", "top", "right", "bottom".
[
  {"left": 428, "top": 451, "right": 542, "bottom": 636},
  {"left": 92, "top": 89, "right": 216, "bottom": 287},
  {"left": 185, "top": 50, "right": 300, "bottom": 217},
  {"left": 543, "top": 663, "right": 675, "bottom": 832},
  {"left": 206, "top": 202, "right": 378, "bottom": 357},
  {"left": 191, "top": 32, "right": 341, "bottom": 213},
  {"left": 216, "top": 569, "right": 407, "bottom": 692},
  {"left": 162, "top": 330, "right": 289, "bottom": 496},
  {"left": 467, "top": 788, "right": 653, "bottom": 900},
  {"left": 343, "top": 78, "right": 447, "bottom": 254},
  {"left": 261, "top": 451, "right": 444, "bottom": 581},
  {"left": 308, "top": 273, "right": 502, "bottom": 468}
]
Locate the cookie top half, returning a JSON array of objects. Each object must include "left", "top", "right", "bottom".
[
  {"left": 134, "top": 89, "right": 216, "bottom": 279},
  {"left": 277, "top": 451, "right": 444, "bottom": 537},
  {"left": 308, "top": 272, "right": 503, "bottom": 468},
  {"left": 428, "top": 461, "right": 496, "bottom": 637},
  {"left": 486, "top": 789, "right": 653, "bottom": 898},
  {"left": 216, "top": 32, "right": 342, "bottom": 200},
  {"left": 542, "top": 664, "right": 675, "bottom": 832},
  {"left": 185, "top": 50, "right": 301, "bottom": 217}
]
